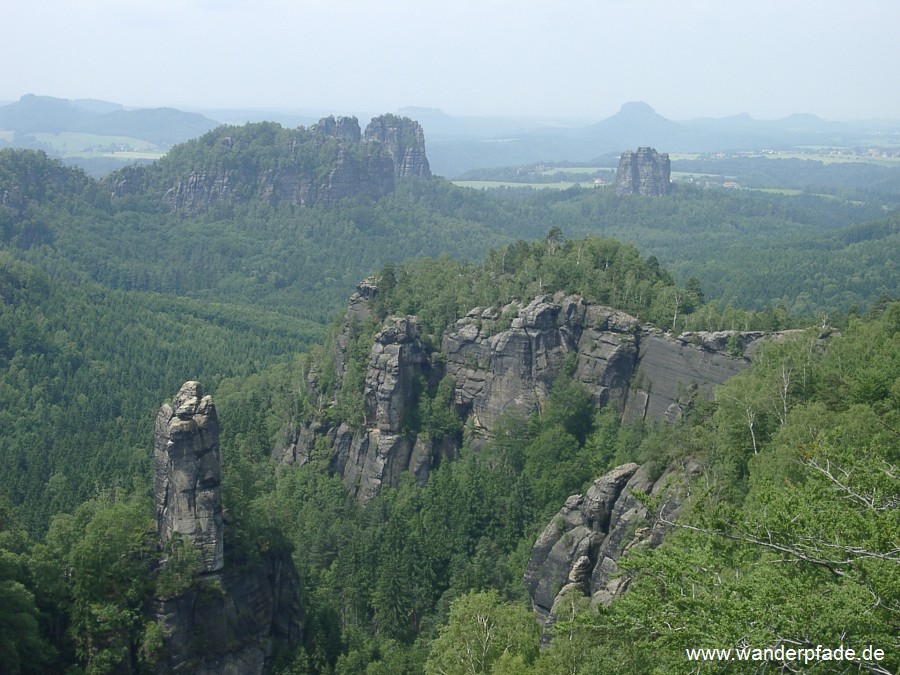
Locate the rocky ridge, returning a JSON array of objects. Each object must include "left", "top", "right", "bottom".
[
  {"left": 615, "top": 146, "right": 672, "bottom": 196},
  {"left": 107, "top": 114, "right": 431, "bottom": 213},
  {"left": 277, "top": 282, "right": 778, "bottom": 501},
  {"left": 153, "top": 381, "right": 302, "bottom": 674}
]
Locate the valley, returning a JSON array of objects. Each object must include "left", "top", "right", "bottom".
[{"left": 0, "top": 101, "right": 897, "bottom": 674}]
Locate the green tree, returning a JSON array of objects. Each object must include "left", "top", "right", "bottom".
[{"left": 425, "top": 590, "right": 539, "bottom": 675}]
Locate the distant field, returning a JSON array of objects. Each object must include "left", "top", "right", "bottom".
[
  {"left": 537, "top": 166, "right": 609, "bottom": 176},
  {"left": 102, "top": 150, "right": 166, "bottom": 160},
  {"left": 752, "top": 187, "right": 804, "bottom": 195},
  {"left": 29, "top": 132, "right": 164, "bottom": 157},
  {"left": 453, "top": 180, "right": 607, "bottom": 190},
  {"left": 763, "top": 152, "right": 900, "bottom": 166},
  {"left": 697, "top": 150, "right": 900, "bottom": 167}
]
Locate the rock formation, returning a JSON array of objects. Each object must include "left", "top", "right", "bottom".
[
  {"left": 364, "top": 114, "right": 432, "bottom": 178},
  {"left": 280, "top": 311, "right": 451, "bottom": 501},
  {"left": 277, "top": 284, "right": 778, "bottom": 501},
  {"left": 442, "top": 297, "right": 641, "bottom": 434},
  {"left": 153, "top": 382, "right": 303, "bottom": 674},
  {"left": 154, "top": 381, "right": 224, "bottom": 573},
  {"left": 615, "top": 147, "right": 672, "bottom": 196},
  {"left": 108, "top": 114, "right": 431, "bottom": 213},
  {"left": 524, "top": 459, "right": 702, "bottom": 635}
]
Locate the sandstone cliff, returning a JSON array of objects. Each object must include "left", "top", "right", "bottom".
[
  {"left": 277, "top": 284, "right": 776, "bottom": 501},
  {"left": 107, "top": 114, "right": 431, "bottom": 213},
  {"left": 524, "top": 459, "right": 701, "bottom": 635},
  {"left": 364, "top": 114, "right": 432, "bottom": 178},
  {"left": 155, "top": 381, "right": 224, "bottom": 573},
  {"left": 615, "top": 147, "right": 672, "bottom": 196},
  {"left": 153, "top": 382, "right": 303, "bottom": 673}
]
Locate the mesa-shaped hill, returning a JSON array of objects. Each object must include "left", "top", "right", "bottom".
[{"left": 105, "top": 114, "right": 431, "bottom": 212}]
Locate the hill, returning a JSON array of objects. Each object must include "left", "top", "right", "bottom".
[
  {"left": 0, "top": 94, "right": 218, "bottom": 142},
  {"left": 0, "top": 112, "right": 897, "bottom": 673}
]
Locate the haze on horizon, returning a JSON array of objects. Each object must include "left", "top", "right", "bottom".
[{"left": 3, "top": 0, "right": 899, "bottom": 123}]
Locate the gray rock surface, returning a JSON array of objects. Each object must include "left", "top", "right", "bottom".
[
  {"left": 152, "top": 382, "right": 303, "bottom": 674},
  {"left": 119, "top": 114, "right": 430, "bottom": 213},
  {"left": 365, "top": 114, "right": 432, "bottom": 178},
  {"left": 279, "top": 288, "right": 777, "bottom": 501},
  {"left": 524, "top": 459, "right": 703, "bottom": 635},
  {"left": 278, "top": 302, "right": 444, "bottom": 501},
  {"left": 154, "top": 381, "right": 224, "bottom": 573},
  {"left": 615, "top": 147, "right": 672, "bottom": 196}
]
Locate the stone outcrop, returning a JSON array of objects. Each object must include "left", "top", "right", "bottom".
[
  {"left": 442, "top": 296, "right": 641, "bottom": 435},
  {"left": 524, "top": 459, "right": 702, "bottom": 635},
  {"left": 277, "top": 285, "right": 778, "bottom": 502},
  {"left": 154, "top": 381, "right": 224, "bottom": 573},
  {"left": 109, "top": 114, "right": 430, "bottom": 213},
  {"left": 615, "top": 147, "right": 672, "bottom": 196},
  {"left": 278, "top": 306, "right": 450, "bottom": 501},
  {"left": 365, "top": 114, "right": 432, "bottom": 178},
  {"left": 152, "top": 382, "right": 303, "bottom": 674}
]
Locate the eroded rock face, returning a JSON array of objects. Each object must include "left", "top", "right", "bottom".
[
  {"left": 154, "top": 381, "right": 223, "bottom": 573},
  {"left": 524, "top": 459, "right": 702, "bottom": 635},
  {"left": 364, "top": 114, "right": 432, "bottom": 178},
  {"left": 615, "top": 147, "right": 672, "bottom": 196},
  {"left": 152, "top": 381, "right": 304, "bottom": 674},
  {"left": 116, "top": 114, "right": 430, "bottom": 213},
  {"left": 279, "top": 288, "right": 776, "bottom": 501},
  {"left": 278, "top": 305, "right": 445, "bottom": 501},
  {"left": 442, "top": 295, "right": 640, "bottom": 433}
]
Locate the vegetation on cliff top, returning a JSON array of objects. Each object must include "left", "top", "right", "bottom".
[{"left": 0, "top": 130, "right": 897, "bottom": 672}]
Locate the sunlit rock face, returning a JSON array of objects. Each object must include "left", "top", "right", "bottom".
[
  {"left": 154, "top": 380, "right": 224, "bottom": 573},
  {"left": 277, "top": 284, "right": 781, "bottom": 503}
]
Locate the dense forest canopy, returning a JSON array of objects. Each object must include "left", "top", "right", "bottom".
[{"left": 0, "top": 122, "right": 897, "bottom": 673}]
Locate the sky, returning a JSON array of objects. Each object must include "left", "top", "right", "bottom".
[{"left": 2, "top": 0, "right": 899, "bottom": 122}]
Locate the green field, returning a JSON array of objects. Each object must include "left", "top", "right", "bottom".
[
  {"left": 453, "top": 180, "right": 608, "bottom": 190},
  {"left": 537, "top": 166, "right": 610, "bottom": 176},
  {"left": 29, "top": 132, "right": 164, "bottom": 158}
]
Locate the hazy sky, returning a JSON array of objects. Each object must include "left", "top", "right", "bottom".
[{"left": 3, "top": 0, "right": 898, "bottom": 121}]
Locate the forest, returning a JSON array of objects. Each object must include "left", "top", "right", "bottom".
[{"left": 0, "top": 126, "right": 897, "bottom": 674}]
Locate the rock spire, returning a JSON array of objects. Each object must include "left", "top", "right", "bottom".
[
  {"left": 615, "top": 147, "right": 672, "bottom": 196},
  {"left": 153, "top": 380, "right": 224, "bottom": 573}
]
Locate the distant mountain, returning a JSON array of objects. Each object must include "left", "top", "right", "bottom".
[
  {"left": 581, "top": 101, "right": 696, "bottom": 148},
  {"left": 0, "top": 94, "right": 219, "bottom": 146},
  {"left": 80, "top": 107, "right": 218, "bottom": 146},
  {"left": 105, "top": 115, "right": 432, "bottom": 213},
  {"left": 0, "top": 94, "right": 93, "bottom": 133},
  {"left": 5, "top": 94, "right": 899, "bottom": 179},
  {"left": 426, "top": 102, "right": 696, "bottom": 176}
]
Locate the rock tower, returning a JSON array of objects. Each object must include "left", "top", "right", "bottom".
[
  {"left": 615, "top": 147, "right": 672, "bottom": 196},
  {"left": 153, "top": 380, "right": 224, "bottom": 573}
]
